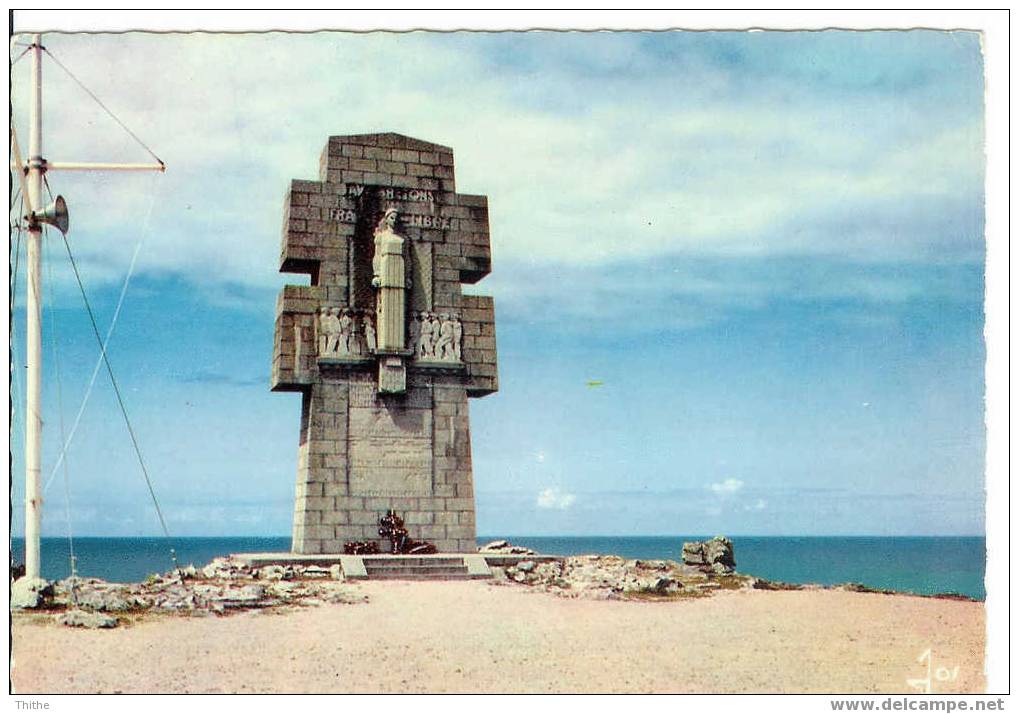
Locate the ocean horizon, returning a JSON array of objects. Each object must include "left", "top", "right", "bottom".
[{"left": 9, "top": 535, "right": 986, "bottom": 600}]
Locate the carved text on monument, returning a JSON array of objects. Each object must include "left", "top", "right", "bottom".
[
  {"left": 344, "top": 185, "right": 435, "bottom": 202},
  {"left": 405, "top": 214, "right": 452, "bottom": 230},
  {"left": 328, "top": 208, "right": 357, "bottom": 222},
  {"left": 348, "top": 404, "right": 432, "bottom": 496},
  {"left": 349, "top": 443, "right": 432, "bottom": 495},
  {"left": 349, "top": 449, "right": 432, "bottom": 471},
  {"left": 328, "top": 206, "right": 451, "bottom": 230}
]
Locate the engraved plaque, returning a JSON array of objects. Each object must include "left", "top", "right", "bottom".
[{"left": 348, "top": 400, "right": 433, "bottom": 496}]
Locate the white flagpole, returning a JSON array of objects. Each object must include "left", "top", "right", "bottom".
[{"left": 24, "top": 32, "right": 44, "bottom": 580}]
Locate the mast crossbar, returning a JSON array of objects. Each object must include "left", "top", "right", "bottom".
[{"left": 12, "top": 161, "right": 166, "bottom": 173}]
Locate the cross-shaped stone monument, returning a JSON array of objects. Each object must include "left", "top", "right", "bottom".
[{"left": 272, "top": 133, "right": 497, "bottom": 554}]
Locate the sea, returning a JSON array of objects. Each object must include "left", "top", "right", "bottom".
[{"left": 10, "top": 535, "right": 986, "bottom": 600}]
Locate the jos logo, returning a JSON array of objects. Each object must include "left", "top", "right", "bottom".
[{"left": 906, "top": 648, "right": 960, "bottom": 693}]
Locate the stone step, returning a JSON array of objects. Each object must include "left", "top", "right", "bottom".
[
  {"left": 318, "top": 554, "right": 495, "bottom": 580},
  {"left": 362, "top": 557, "right": 465, "bottom": 567},
  {"left": 364, "top": 558, "right": 465, "bottom": 567},
  {"left": 366, "top": 571, "right": 477, "bottom": 581},
  {"left": 364, "top": 564, "right": 469, "bottom": 576}
]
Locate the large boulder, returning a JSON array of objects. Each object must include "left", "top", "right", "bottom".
[
  {"left": 682, "top": 536, "right": 736, "bottom": 574},
  {"left": 11, "top": 577, "right": 53, "bottom": 610}
]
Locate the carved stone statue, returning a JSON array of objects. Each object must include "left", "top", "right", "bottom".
[
  {"left": 327, "top": 307, "right": 342, "bottom": 354},
  {"left": 372, "top": 207, "right": 407, "bottom": 352},
  {"left": 317, "top": 307, "right": 330, "bottom": 355}
]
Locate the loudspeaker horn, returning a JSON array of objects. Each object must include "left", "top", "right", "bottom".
[{"left": 32, "top": 195, "right": 69, "bottom": 235}]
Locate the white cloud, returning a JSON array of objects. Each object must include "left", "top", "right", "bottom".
[
  {"left": 536, "top": 488, "right": 576, "bottom": 510},
  {"left": 709, "top": 478, "right": 744, "bottom": 495},
  {"left": 10, "top": 30, "right": 983, "bottom": 303},
  {"left": 744, "top": 499, "right": 767, "bottom": 512}
]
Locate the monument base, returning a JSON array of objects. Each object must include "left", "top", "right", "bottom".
[{"left": 230, "top": 551, "right": 563, "bottom": 580}]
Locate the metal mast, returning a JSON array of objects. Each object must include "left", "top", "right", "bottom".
[{"left": 23, "top": 33, "right": 44, "bottom": 580}]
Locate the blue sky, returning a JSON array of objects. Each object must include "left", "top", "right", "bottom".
[{"left": 10, "top": 29, "right": 986, "bottom": 537}]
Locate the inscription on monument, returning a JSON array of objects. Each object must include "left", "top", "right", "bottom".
[
  {"left": 348, "top": 402, "right": 432, "bottom": 496},
  {"left": 344, "top": 185, "right": 435, "bottom": 202},
  {"left": 405, "top": 214, "right": 452, "bottom": 230},
  {"left": 327, "top": 206, "right": 451, "bottom": 229},
  {"left": 348, "top": 444, "right": 432, "bottom": 497},
  {"left": 328, "top": 208, "right": 357, "bottom": 222}
]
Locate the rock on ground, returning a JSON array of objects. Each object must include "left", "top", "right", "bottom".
[
  {"left": 682, "top": 536, "right": 736, "bottom": 574},
  {"left": 14, "top": 557, "right": 368, "bottom": 619},
  {"left": 479, "top": 540, "right": 536, "bottom": 555},
  {"left": 57, "top": 609, "right": 118, "bottom": 629},
  {"left": 11, "top": 577, "right": 54, "bottom": 610},
  {"left": 501, "top": 555, "right": 750, "bottom": 600}
]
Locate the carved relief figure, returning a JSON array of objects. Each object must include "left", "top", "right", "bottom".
[
  {"left": 417, "top": 310, "right": 435, "bottom": 358},
  {"left": 317, "top": 307, "right": 331, "bottom": 355},
  {"left": 412, "top": 311, "right": 462, "bottom": 363},
  {"left": 371, "top": 207, "right": 407, "bottom": 352},
  {"left": 350, "top": 307, "right": 366, "bottom": 354},
  {"left": 327, "top": 307, "right": 343, "bottom": 354},
  {"left": 363, "top": 312, "right": 377, "bottom": 353},
  {"left": 435, "top": 313, "right": 454, "bottom": 361},
  {"left": 317, "top": 306, "right": 377, "bottom": 359},
  {"left": 337, "top": 308, "right": 354, "bottom": 355},
  {"left": 451, "top": 314, "right": 463, "bottom": 361},
  {"left": 427, "top": 313, "right": 441, "bottom": 356},
  {"left": 294, "top": 323, "right": 304, "bottom": 372}
]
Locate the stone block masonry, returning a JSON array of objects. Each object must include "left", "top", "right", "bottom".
[{"left": 273, "top": 133, "right": 498, "bottom": 554}]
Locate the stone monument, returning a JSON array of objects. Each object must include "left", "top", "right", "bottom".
[{"left": 272, "top": 133, "right": 497, "bottom": 554}]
